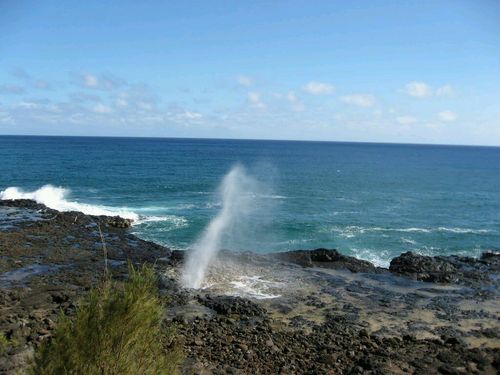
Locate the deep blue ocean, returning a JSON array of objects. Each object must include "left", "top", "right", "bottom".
[{"left": 1, "top": 135, "right": 499, "bottom": 267}]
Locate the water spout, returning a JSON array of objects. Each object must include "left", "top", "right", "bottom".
[{"left": 181, "top": 165, "right": 258, "bottom": 289}]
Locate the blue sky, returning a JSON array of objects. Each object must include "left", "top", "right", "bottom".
[{"left": 1, "top": 0, "right": 499, "bottom": 145}]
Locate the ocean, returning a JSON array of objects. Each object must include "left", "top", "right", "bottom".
[{"left": 1, "top": 135, "right": 499, "bottom": 267}]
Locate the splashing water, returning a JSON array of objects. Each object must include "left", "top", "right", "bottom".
[
  {"left": 181, "top": 165, "right": 260, "bottom": 289},
  {"left": 0, "top": 185, "right": 139, "bottom": 220}
]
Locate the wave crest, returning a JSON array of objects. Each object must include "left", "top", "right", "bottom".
[
  {"left": 330, "top": 225, "right": 492, "bottom": 238},
  {"left": 0, "top": 185, "right": 139, "bottom": 220}
]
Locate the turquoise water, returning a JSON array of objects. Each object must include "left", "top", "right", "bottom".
[{"left": 1, "top": 135, "right": 499, "bottom": 266}]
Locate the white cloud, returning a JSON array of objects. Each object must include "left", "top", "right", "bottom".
[
  {"left": 237, "top": 75, "right": 253, "bottom": 87},
  {"left": 181, "top": 111, "right": 202, "bottom": 120},
  {"left": 83, "top": 74, "right": 99, "bottom": 88},
  {"left": 438, "top": 110, "right": 457, "bottom": 122},
  {"left": 93, "top": 103, "right": 113, "bottom": 114},
  {"left": 81, "top": 73, "right": 123, "bottom": 90},
  {"left": 303, "top": 81, "right": 335, "bottom": 95},
  {"left": 436, "top": 85, "right": 455, "bottom": 97},
  {"left": 425, "top": 122, "right": 442, "bottom": 129},
  {"left": 403, "top": 81, "right": 433, "bottom": 97},
  {"left": 248, "top": 91, "right": 265, "bottom": 109},
  {"left": 403, "top": 82, "right": 455, "bottom": 98},
  {"left": 0, "top": 111, "right": 14, "bottom": 124},
  {"left": 286, "top": 91, "right": 305, "bottom": 112},
  {"left": 396, "top": 116, "right": 417, "bottom": 125},
  {"left": 341, "top": 94, "right": 375, "bottom": 107},
  {"left": 18, "top": 101, "right": 42, "bottom": 109},
  {"left": 116, "top": 97, "right": 128, "bottom": 107},
  {"left": 138, "top": 102, "right": 153, "bottom": 111}
]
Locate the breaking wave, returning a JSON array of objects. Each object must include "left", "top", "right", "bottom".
[
  {"left": 330, "top": 225, "right": 492, "bottom": 238},
  {"left": 350, "top": 248, "right": 391, "bottom": 268},
  {"left": 134, "top": 215, "right": 188, "bottom": 228},
  {"left": 0, "top": 185, "right": 139, "bottom": 220}
]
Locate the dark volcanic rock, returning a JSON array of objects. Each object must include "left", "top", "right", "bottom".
[
  {"left": 169, "top": 250, "right": 186, "bottom": 264},
  {"left": 198, "top": 295, "right": 267, "bottom": 317},
  {"left": 389, "top": 251, "right": 499, "bottom": 287},
  {"left": 0, "top": 199, "right": 170, "bottom": 374},
  {"left": 0, "top": 199, "right": 51, "bottom": 211},
  {"left": 274, "top": 248, "right": 384, "bottom": 273},
  {"left": 105, "top": 216, "right": 133, "bottom": 228},
  {"left": 389, "top": 251, "right": 458, "bottom": 283},
  {"left": 2, "top": 200, "right": 499, "bottom": 375}
]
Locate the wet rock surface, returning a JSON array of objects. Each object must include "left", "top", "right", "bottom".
[
  {"left": 1, "top": 200, "right": 499, "bottom": 374},
  {"left": 272, "top": 248, "right": 385, "bottom": 273},
  {"left": 0, "top": 199, "right": 169, "bottom": 374},
  {"left": 390, "top": 251, "right": 500, "bottom": 287}
]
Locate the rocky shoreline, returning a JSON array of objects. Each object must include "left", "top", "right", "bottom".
[{"left": 0, "top": 199, "right": 498, "bottom": 374}]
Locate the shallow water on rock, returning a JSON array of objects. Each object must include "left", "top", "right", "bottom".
[
  {"left": 176, "top": 254, "right": 500, "bottom": 348},
  {"left": 0, "top": 263, "right": 61, "bottom": 287},
  {"left": 0, "top": 207, "right": 46, "bottom": 231}
]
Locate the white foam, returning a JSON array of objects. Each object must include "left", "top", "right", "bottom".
[
  {"left": 330, "top": 225, "right": 492, "bottom": 238},
  {"left": 401, "top": 237, "right": 417, "bottom": 245},
  {"left": 396, "top": 227, "right": 432, "bottom": 233},
  {"left": 229, "top": 276, "right": 282, "bottom": 299},
  {"left": 204, "top": 202, "right": 222, "bottom": 209},
  {"left": 259, "top": 194, "right": 287, "bottom": 200},
  {"left": 0, "top": 185, "right": 139, "bottom": 220},
  {"left": 436, "top": 227, "right": 491, "bottom": 234},
  {"left": 133, "top": 215, "right": 187, "bottom": 227},
  {"left": 350, "top": 248, "right": 391, "bottom": 268}
]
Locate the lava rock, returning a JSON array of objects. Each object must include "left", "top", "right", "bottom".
[
  {"left": 389, "top": 251, "right": 499, "bottom": 287},
  {"left": 274, "top": 248, "right": 383, "bottom": 273},
  {"left": 106, "top": 216, "right": 133, "bottom": 228}
]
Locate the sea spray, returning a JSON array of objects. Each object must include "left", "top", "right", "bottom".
[
  {"left": 0, "top": 185, "right": 139, "bottom": 220},
  {"left": 181, "top": 165, "right": 261, "bottom": 289}
]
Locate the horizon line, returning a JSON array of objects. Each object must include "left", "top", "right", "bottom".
[{"left": 0, "top": 133, "right": 499, "bottom": 149}]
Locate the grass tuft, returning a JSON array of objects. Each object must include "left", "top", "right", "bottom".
[
  {"left": 32, "top": 263, "right": 182, "bottom": 375},
  {"left": 0, "top": 333, "right": 9, "bottom": 355}
]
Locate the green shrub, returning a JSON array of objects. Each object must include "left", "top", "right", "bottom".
[
  {"left": 0, "top": 333, "right": 9, "bottom": 355},
  {"left": 32, "top": 264, "right": 182, "bottom": 375}
]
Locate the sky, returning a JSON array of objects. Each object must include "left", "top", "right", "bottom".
[{"left": 0, "top": 0, "right": 499, "bottom": 145}]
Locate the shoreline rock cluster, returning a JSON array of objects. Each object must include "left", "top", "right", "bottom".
[{"left": 0, "top": 199, "right": 498, "bottom": 374}]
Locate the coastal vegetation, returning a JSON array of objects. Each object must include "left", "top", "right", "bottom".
[{"left": 31, "top": 263, "right": 182, "bottom": 375}]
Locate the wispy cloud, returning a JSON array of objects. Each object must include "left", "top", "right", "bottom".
[
  {"left": 1, "top": 68, "right": 490, "bottom": 144},
  {"left": 237, "top": 75, "right": 253, "bottom": 87},
  {"left": 438, "top": 110, "right": 457, "bottom": 122},
  {"left": 403, "top": 81, "right": 433, "bottom": 97},
  {"left": 80, "top": 73, "right": 124, "bottom": 90},
  {"left": 286, "top": 91, "right": 305, "bottom": 112},
  {"left": 436, "top": 85, "right": 455, "bottom": 97},
  {"left": 35, "top": 80, "right": 50, "bottom": 89},
  {"left": 83, "top": 74, "right": 99, "bottom": 88},
  {"left": 247, "top": 91, "right": 265, "bottom": 109},
  {"left": 403, "top": 81, "right": 455, "bottom": 98},
  {"left": 303, "top": 81, "right": 334, "bottom": 95},
  {"left": 178, "top": 111, "right": 203, "bottom": 120},
  {"left": 341, "top": 94, "right": 375, "bottom": 107},
  {"left": 93, "top": 103, "right": 113, "bottom": 114},
  {"left": 8, "top": 68, "right": 52, "bottom": 90},
  {"left": 0, "top": 84, "right": 25, "bottom": 95},
  {"left": 396, "top": 116, "right": 417, "bottom": 125},
  {"left": 9, "top": 67, "right": 31, "bottom": 81},
  {"left": 69, "top": 92, "right": 101, "bottom": 103}
]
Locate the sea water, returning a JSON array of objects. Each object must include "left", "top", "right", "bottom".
[{"left": 1, "top": 135, "right": 499, "bottom": 267}]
